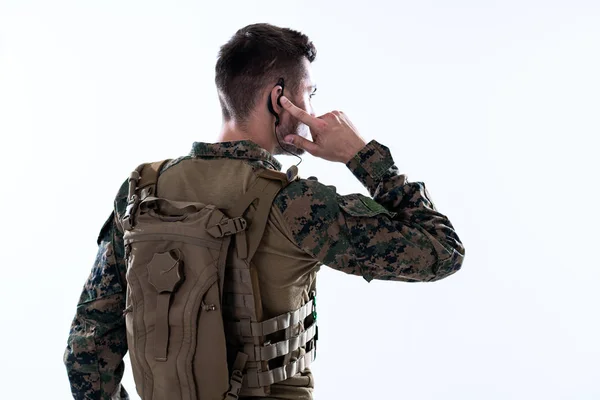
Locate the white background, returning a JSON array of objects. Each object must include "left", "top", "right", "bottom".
[{"left": 1, "top": 1, "right": 599, "bottom": 399}]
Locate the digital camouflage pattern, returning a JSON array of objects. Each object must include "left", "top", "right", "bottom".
[
  {"left": 64, "top": 206, "right": 130, "bottom": 399},
  {"left": 189, "top": 141, "right": 283, "bottom": 171},
  {"left": 64, "top": 140, "right": 465, "bottom": 399},
  {"left": 274, "top": 140, "right": 464, "bottom": 282}
]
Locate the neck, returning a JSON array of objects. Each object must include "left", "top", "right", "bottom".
[{"left": 217, "top": 118, "right": 275, "bottom": 153}]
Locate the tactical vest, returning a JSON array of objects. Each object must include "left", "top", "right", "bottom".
[{"left": 120, "top": 160, "right": 318, "bottom": 400}]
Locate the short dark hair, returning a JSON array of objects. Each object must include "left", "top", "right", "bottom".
[{"left": 215, "top": 23, "right": 317, "bottom": 124}]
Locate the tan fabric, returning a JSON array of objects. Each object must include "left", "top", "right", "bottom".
[{"left": 137, "top": 158, "right": 318, "bottom": 400}]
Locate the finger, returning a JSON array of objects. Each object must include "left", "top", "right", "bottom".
[
  {"left": 280, "top": 96, "right": 324, "bottom": 130},
  {"left": 284, "top": 135, "right": 319, "bottom": 155}
]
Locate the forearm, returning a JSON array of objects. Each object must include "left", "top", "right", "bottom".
[{"left": 64, "top": 296, "right": 129, "bottom": 399}]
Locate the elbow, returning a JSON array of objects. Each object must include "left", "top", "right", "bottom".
[
  {"left": 422, "top": 227, "right": 465, "bottom": 282},
  {"left": 428, "top": 247, "right": 465, "bottom": 282}
]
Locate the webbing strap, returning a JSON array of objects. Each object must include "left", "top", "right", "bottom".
[
  {"left": 154, "top": 293, "right": 171, "bottom": 361},
  {"left": 138, "top": 159, "right": 171, "bottom": 194},
  {"left": 227, "top": 171, "right": 286, "bottom": 261},
  {"left": 245, "top": 349, "right": 315, "bottom": 388},
  {"left": 245, "top": 321, "right": 318, "bottom": 362},
  {"left": 228, "top": 177, "right": 270, "bottom": 218},
  {"left": 227, "top": 268, "right": 252, "bottom": 284},
  {"left": 245, "top": 180, "right": 281, "bottom": 262},
  {"left": 223, "top": 293, "right": 256, "bottom": 309},
  {"left": 222, "top": 270, "right": 253, "bottom": 298},
  {"left": 228, "top": 301, "right": 315, "bottom": 338},
  {"left": 122, "top": 159, "right": 171, "bottom": 230},
  {"left": 224, "top": 352, "right": 248, "bottom": 399}
]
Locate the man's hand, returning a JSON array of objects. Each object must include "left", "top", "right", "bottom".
[{"left": 280, "top": 96, "right": 367, "bottom": 163}]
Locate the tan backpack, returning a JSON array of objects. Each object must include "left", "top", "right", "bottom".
[{"left": 120, "top": 160, "right": 313, "bottom": 400}]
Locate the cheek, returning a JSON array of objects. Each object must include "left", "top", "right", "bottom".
[
  {"left": 304, "top": 95, "right": 316, "bottom": 116},
  {"left": 298, "top": 97, "right": 314, "bottom": 116},
  {"left": 296, "top": 98, "right": 308, "bottom": 111}
]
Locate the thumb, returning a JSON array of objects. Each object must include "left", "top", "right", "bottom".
[{"left": 284, "top": 135, "right": 319, "bottom": 155}]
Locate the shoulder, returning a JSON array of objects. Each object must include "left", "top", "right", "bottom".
[
  {"left": 274, "top": 176, "right": 393, "bottom": 220},
  {"left": 274, "top": 176, "right": 339, "bottom": 217},
  {"left": 271, "top": 176, "right": 344, "bottom": 247},
  {"left": 111, "top": 156, "right": 187, "bottom": 218},
  {"left": 161, "top": 156, "right": 191, "bottom": 172}
]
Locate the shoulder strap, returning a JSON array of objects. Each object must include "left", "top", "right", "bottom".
[
  {"left": 137, "top": 159, "right": 172, "bottom": 198},
  {"left": 227, "top": 169, "right": 290, "bottom": 261},
  {"left": 122, "top": 159, "right": 172, "bottom": 230}
]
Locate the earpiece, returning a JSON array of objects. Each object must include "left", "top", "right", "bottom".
[
  {"left": 276, "top": 78, "right": 284, "bottom": 107},
  {"left": 267, "top": 78, "right": 285, "bottom": 126},
  {"left": 267, "top": 77, "right": 302, "bottom": 178}
]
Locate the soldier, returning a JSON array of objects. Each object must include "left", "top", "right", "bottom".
[{"left": 64, "top": 23, "right": 464, "bottom": 400}]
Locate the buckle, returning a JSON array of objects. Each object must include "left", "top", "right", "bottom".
[
  {"left": 215, "top": 217, "right": 247, "bottom": 237},
  {"left": 306, "top": 340, "right": 314, "bottom": 352},
  {"left": 308, "top": 326, "right": 319, "bottom": 360},
  {"left": 224, "top": 369, "right": 244, "bottom": 399},
  {"left": 230, "top": 369, "right": 243, "bottom": 385},
  {"left": 122, "top": 215, "right": 132, "bottom": 231},
  {"left": 310, "top": 291, "right": 317, "bottom": 321},
  {"left": 122, "top": 194, "right": 139, "bottom": 231}
]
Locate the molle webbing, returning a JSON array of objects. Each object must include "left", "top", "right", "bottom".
[{"left": 226, "top": 300, "right": 316, "bottom": 338}]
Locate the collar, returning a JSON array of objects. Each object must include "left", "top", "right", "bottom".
[{"left": 189, "top": 140, "right": 282, "bottom": 171}]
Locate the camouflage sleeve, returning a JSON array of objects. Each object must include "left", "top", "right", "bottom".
[
  {"left": 274, "top": 140, "right": 465, "bottom": 282},
  {"left": 64, "top": 182, "right": 130, "bottom": 399}
]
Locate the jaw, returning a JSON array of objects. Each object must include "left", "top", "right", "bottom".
[{"left": 273, "top": 140, "right": 305, "bottom": 156}]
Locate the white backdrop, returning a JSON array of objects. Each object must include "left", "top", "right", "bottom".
[{"left": 1, "top": 1, "right": 599, "bottom": 399}]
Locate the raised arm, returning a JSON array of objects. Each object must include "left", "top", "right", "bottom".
[{"left": 276, "top": 97, "right": 464, "bottom": 282}]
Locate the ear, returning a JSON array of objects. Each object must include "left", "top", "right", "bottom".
[{"left": 269, "top": 85, "right": 284, "bottom": 115}]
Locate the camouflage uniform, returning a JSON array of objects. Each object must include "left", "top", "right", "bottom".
[{"left": 64, "top": 140, "right": 465, "bottom": 399}]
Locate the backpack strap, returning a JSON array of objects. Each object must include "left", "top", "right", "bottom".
[
  {"left": 122, "top": 159, "right": 172, "bottom": 230},
  {"left": 224, "top": 352, "right": 249, "bottom": 399},
  {"left": 227, "top": 169, "right": 290, "bottom": 261},
  {"left": 137, "top": 159, "right": 172, "bottom": 198}
]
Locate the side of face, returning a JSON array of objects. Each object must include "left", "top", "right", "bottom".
[{"left": 272, "top": 59, "right": 316, "bottom": 156}]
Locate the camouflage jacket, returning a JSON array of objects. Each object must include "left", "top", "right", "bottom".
[{"left": 64, "top": 140, "right": 465, "bottom": 399}]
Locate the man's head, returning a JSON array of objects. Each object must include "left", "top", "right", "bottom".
[{"left": 215, "top": 23, "right": 317, "bottom": 155}]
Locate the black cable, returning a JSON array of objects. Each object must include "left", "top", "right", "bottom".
[{"left": 274, "top": 122, "right": 303, "bottom": 168}]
